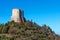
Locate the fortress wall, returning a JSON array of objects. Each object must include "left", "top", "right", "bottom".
[{"left": 11, "top": 8, "right": 25, "bottom": 22}]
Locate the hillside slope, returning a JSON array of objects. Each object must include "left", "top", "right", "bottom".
[{"left": 0, "top": 21, "right": 60, "bottom": 40}]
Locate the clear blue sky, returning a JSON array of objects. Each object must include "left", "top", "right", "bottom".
[{"left": 0, "top": 0, "right": 60, "bottom": 35}]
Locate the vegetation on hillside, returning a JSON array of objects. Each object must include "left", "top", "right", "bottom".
[{"left": 0, "top": 21, "right": 60, "bottom": 40}]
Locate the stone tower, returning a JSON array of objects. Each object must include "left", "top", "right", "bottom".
[{"left": 11, "top": 8, "right": 25, "bottom": 22}]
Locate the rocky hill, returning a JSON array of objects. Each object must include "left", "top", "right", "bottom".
[{"left": 0, "top": 21, "right": 60, "bottom": 40}]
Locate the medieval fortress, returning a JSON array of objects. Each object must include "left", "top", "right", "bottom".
[{"left": 11, "top": 8, "right": 25, "bottom": 22}]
